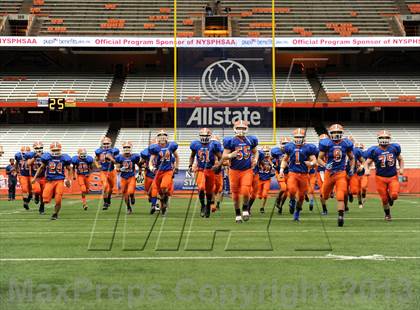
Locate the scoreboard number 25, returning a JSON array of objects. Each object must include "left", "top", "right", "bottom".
[{"left": 48, "top": 98, "right": 65, "bottom": 111}]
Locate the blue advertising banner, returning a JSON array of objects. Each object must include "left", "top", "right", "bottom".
[{"left": 177, "top": 107, "right": 273, "bottom": 128}]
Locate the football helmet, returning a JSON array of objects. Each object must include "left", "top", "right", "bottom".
[
  {"left": 156, "top": 130, "right": 168, "bottom": 144},
  {"left": 355, "top": 142, "right": 365, "bottom": 150},
  {"left": 293, "top": 128, "right": 306, "bottom": 146},
  {"left": 78, "top": 148, "right": 87, "bottom": 159},
  {"left": 377, "top": 130, "right": 391, "bottom": 146},
  {"left": 280, "top": 136, "right": 291, "bottom": 146},
  {"left": 262, "top": 145, "right": 271, "bottom": 157},
  {"left": 50, "top": 142, "right": 62, "bottom": 157},
  {"left": 199, "top": 128, "right": 212, "bottom": 144},
  {"left": 101, "top": 137, "right": 112, "bottom": 150},
  {"left": 233, "top": 120, "right": 248, "bottom": 137},
  {"left": 122, "top": 141, "right": 133, "bottom": 155},
  {"left": 328, "top": 124, "right": 344, "bottom": 141},
  {"left": 33, "top": 141, "right": 44, "bottom": 154},
  {"left": 319, "top": 133, "right": 329, "bottom": 140},
  {"left": 210, "top": 134, "right": 221, "bottom": 142}
]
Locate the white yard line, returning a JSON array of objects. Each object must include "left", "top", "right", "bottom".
[
  {"left": 0, "top": 254, "right": 419, "bottom": 262},
  {"left": 1, "top": 230, "right": 420, "bottom": 235}
]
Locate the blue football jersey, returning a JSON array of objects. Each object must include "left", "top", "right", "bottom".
[
  {"left": 190, "top": 140, "right": 223, "bottom": 170},
  {"left": 223, "top": 136, "right": 258, "bottom": 171},
  {"left": 319, "top": 138, "right": 353, "bottom": 173},
  {"left": 72, "top": 155, "right": 94, "bottom": 176},
  {"left": 258, "top": 156, "right": 275, "bottom": 181},
  {"left": 41, "top": 153, "right": 71, "bottom": 181},
  {"left": 95, "top": 147, "right": 119, "bottom": 171},
  {"left": 271, "top": 147, "right": 289, "bottom": 174},
  {"left": 284, "top": 142, "right": 318, "bottom": 174},
  {"left": 366, "top": 144, "right": 401, "bottom": 177},
  {"left": 115, "top": 154, "right": 140, "bottom": 179},
  {"left": 15, "top": 151, "right": 34, "bottom": 177},
  {"left": 149, "top": 142, "right": 178, "bottom": 172},
  {"left": 140, "top": 148, "right": 156, "bottom": 178}
]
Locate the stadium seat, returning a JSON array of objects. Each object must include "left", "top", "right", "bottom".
[
  {"left": 0, "top": 125, "right": 109, "bottom": 167},
  {"left": 0, "top": 73, "right": 113, "bottom": 102}
]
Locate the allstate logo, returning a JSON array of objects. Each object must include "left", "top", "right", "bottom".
[{"left": 201, "top": 60, "right": 250, "bottom": 101}]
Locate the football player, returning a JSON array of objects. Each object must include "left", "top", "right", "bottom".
[
  {"left": 140, "top": 139, "right": 158, "bottom": 211},
  {"left": 271, "top": 137, "right": 291, "bottom": 214},
  {"left": 72, "top": 148, "right": 94, "bottom": 210},
  {"left": 317, "top": 134, "right": 329, "bottom": 214},
  {"left": 149, "top": 130, "right": 179, "bottom": 216},
  {"left": 355, "top": 142, "right": 368, "bottom": 208},
  {"left": 27, "top": 142, "right": 46, "bottom": 214},
  {"left": 222, "top": 120, "right": 258, "bottom": 223},
  {"left": 115, "top": 141, "right": 141, "bottom": 214},
  {"left": 95, "top": 137, "right": 119, "bottom": 210},
  {"left": 280, "top": 128, "right": 318, "bottom": 221},
  {"left": 257, "top": 146, "right": 275, "bottom": 214},
  {"left": 189, "top": 128, "right": 223, "bottom": 218},
  {"left": 15, "top": 146, "right": 33, "bottom": 210},
  {"left": 210, "top": 135, "right": 225, "bottom": 212},
  {"left": 364, "top": 130, "right": 404, "bottom": 221},
  {"left": 32, "top": 142, "right": 72, "bottom": 220},
  {"left": 318, "top": 124, "right": 355, "bottom": 227},
  {"left": 248, "top": 147, "right": 265, "bottom": 214},
  {"left": 346, "top": 140, "right": 366, "bottom": 209}
]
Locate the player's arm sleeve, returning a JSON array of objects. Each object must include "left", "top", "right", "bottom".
[
  {"left": 223, "top": 137, "right": 232, "bottom": 151},
  {"left": 318, "top": 140, "right": 328, "bottom": 153}
]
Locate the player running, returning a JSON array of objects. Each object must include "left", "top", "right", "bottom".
[
  {"left": 210, "top": 135, "right": 225, "bottom": 212},
  {"left": 149, "top": 130, "right": 179, "bottom": 216},
  {"left": 271, "top": 137, "right": 291, "bottom": 214},
  {"left": 115, "top": 141, "right": 141, "bottom": 214},
  {"left": 256, "top": 146, "right": 275, "bottom": 214},
  {"left": 32, "top": 142, "right": 72, "bottom": 220},
  {"left": 248, "top": 147, "right": 264, "bottom": 214},
  {"left": 222, "top": 120, "right": 258, "bottom": 223},
  {"left": 140, "top": 140, "right": 158, "bottom": 211},
  {"left": 15, "top": 146, "right": 33, "bottom": 210},
  {"left": 355, "top": 142, "right": 369, "bottom": 208},
  {"left": 189, "top": 128, "right": 223, "bottom": 218},
  {"left": 27, "top": 142, "right": 47, "bottom": 214},
  {"left": 364, "top": 130, "right": 404, "bottom": 221},
  {"left": 95, "top": 137, "right": 119, "bottom": 210},
  {"left": 318, "top": 124, "right": 355, "bottom": 227},
  {"left": 346, "top": 139, "right": 366, "bottom": 209},
  {"left": 72, "top": 148, "right": 94, "bottom": 210},
  {"left": 280, "top": 128, "right": 318, "bottom": 221}
]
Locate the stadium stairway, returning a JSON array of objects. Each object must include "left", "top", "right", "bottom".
[
  {"left": 106, "top": 124, "right": 120, "bottom": 148},
  {"left": 107, "top": 76, "right": 125, "bottom": 102},
  {"left": 18, "top": 0, "right": 33, "bottom": 14}
]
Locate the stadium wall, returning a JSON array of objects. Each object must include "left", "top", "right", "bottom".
[{"left": 1, "top": 169, "right": 419, "bottom": 196}]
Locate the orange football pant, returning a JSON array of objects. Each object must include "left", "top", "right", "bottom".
[
  {"left": 120, "top": 176, "right": 136, "bottom": 195},
  {"left": 375, "top": 175, "right": 399, "bottom": 204},
  {"left": 349, "top": 175, "right": 361, "bottom": 196},
  {"left": 275, "top": 171, "right": 288, "bottom": 192},
  {"left": 250, "top": 173, "right": 259, "bottom": 200},
  {"left": 19, "top": 176, "right": 32, "bottom": 194},
  {"left": 43, "top": 180, "right": 64, "bottom": 205},
  {"left": 229, "top": 168, "right": 253, "bottom": 201},
  {"left": 322, "top": 171, "right": 347, "bottom": 201},
  {"left": 32, "top": 177, "right": 46, "bottom": 195},
  {"left": 100, "top": 170, "right": 116, "bottom": 194},
  {"left": 213, "top": 173, "right": 223, "bottom": 194},
  {"left": 288, "top": 172, "right": 309, "bottom": 202},
  {"left": 196, "top": 169, "right": 216, "bottom": 194},
  {"left": 152, "top": 170, "right": 173, "bottom": 196},
  {"left": 257, "top": 179, "right": 270, "bottom": 199},
  {"left": 307, "top": 173, "right": 317, "bottom": 195},
  {"left": 77, "top": 175, "right": 90, "bottom": 194}
]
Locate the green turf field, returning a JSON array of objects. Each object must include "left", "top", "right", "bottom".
[{"left": 1, "top": 195, "right": 419, "bottom": 310}]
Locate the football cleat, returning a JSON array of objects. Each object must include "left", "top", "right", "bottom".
[
  {"left": 359, "top": 203, "right": 364, "bottom": 209},
  {"left": 39, "top": 205, "right": 45, "bottom": 215},
  {"left": 242, "top": 210, "right": 250, "bottom": 221},
  {"left": 348, "top": 193, "right": 353, "bottom": 203},
  {"left": 309, "top": 203, "right": 314, "bottom": 211},
  {"left": 161, "top": 206, "right": 167, "bottom": 217},
  {"left": 338, "top": 216, "right": 344, "bottom": 227},
  {"left": 83, "top": 204, "right": 88, "bottom": 211},
  {"left": 200, "top": 206, "right": 205, "bottom": 217},
  {"left": 205, "top": 206, "right": 211, "bottom": 218},
  {"left": 102, "top": 203, "right": 109, "bottom": 210},
  {"left": 289, "top": 199, "right": 296, "bottom": 214},
  {"left": 150, "top": 205, "right": 157, "bottom": 214},
  {"left": 321, "top": 210, "right": 328, "bottom": 216},
  {"left": 34, "top": 194, "right": 40, "bottom": 205},
  {"left": 260, "top": 207, "right": 265, "bottom": 214},
  {"left": 385, "top": 214, "right": 392, "bottom": 221},
  {"left": 23, "top": 202, "right": 29, "bottom": 210},
  {"left": 127, "top": 207, "right": 133, "bottom": 215},
  {"left": 235, "top": 215, "right": 243, "bottom": 223},
  {"left": 51, "top": 213, "right": 58, "bottom": 220}
]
